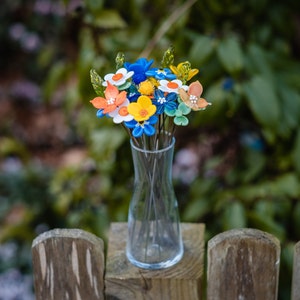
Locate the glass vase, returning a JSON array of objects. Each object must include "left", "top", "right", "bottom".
[{"left": 126, "top": 138, "right": 183, "bottom": 269}]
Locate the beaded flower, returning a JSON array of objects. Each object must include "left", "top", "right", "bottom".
[{"left": 89, "top": 47, "right": 211, "bottom": 148}]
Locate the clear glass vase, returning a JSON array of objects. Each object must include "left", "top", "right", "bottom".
[{"left": 126, "top": 138, "right": 183, "bottom": 269}]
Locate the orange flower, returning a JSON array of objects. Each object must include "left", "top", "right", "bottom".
[
  {"left": 90, "top": 81, "right": 127, "bottom": 114},
  {"left": 179, "top": 81, "right": 211, "bottom": 111}
]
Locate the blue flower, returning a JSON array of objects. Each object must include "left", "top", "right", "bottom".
[
  {"left": 96, "top": 109, "right": 106, "bottom": 118},
  {"left": 124, "top": 58, "right": 154, "bottom": 84},
  {"left": 125, "top": 115, "right": 158, "bottom": 138},
  {"left": 153, "top": 90, "right": 178, "bottom": 115},
  {"left": 146, "top": 68, "right": 177, "bottom": 80},
  {"left": 126, "top": 84, "right": 140, "bottom": 102},
  {"left": 222, "top": 77, "right": 234, "bottom": 91},
  {"left": 240, "top": 131, "right": 265, "bottom": 152}
]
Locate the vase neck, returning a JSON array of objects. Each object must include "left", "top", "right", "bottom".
[{"left": 130, "top": 138, "right": 175, "bottom": 180}]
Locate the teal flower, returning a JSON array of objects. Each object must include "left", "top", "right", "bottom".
[{"left": 166, "top": 102, "right": 191, "bottom": 126}]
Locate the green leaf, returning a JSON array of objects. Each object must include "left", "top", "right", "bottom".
[
  {"left": 217, "top": 36, "right": 244, "bottom": 74},
  {"left": 222, "top": 201, "right": 247, "bottom": 230},
  {"left": 90, "top": 128, "right": 126, "bottom": 171},
  {"left": 189, "top": 35, "right": 216, "bottom": 65},
  {"left": 85, "top": 0, "right": 103, "bottom": 13},
  {"left": 245, "top": 44, "right": 272, "bottom": 76},
  {"left": 115, "top": 52, "right": 125, "bottom": 70},
  {"left": 239, "top": 148, "right": 266, "bottom": 183},
  {"left": 243, "top": 76, "right": 280, "bottom": 129},
  {"left": 43, "top": 61, "right": 70, "bottom": 101},
  {"left": 293, "top": 202, "right": 300, "bottom": 237},
  {"left": 182, "top": 197, "right": 210, "bottom": 222},
  {"left": 279, "top": 86, "right": 300, "bottom": 131},
  {"left": 273, "top": 173, "right": 300, "bottom": 199},
  {"left": 118, "top": 82, "right": 131, "bottom": 90},
  {"left": 292, "top": 128, "right": 300, "bottom": 176},
  {"left": 84, "top": 9, "right": 127, "bottom": 29},
  {"left": 90, "top": 69, "right": 104, "bottom": 96},
  {"left": 254, "top": 200, "right": 275, "bottom": 219},
  {"left": 248, "top": 211, "right": 285, "bottom": 241},
  {"left": 161, "top": 45, "right": 175, "bottom": 68}
]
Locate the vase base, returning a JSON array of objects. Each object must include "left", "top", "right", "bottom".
[{"left": 126, "top": 248, "right": 184, "bottom": 270}]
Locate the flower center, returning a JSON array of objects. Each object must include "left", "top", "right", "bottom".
[
  {"left": 119, "top": 106, "right": 129, "bottom": 116},
  {"left": 189, "top": 95, "right": 198, "bottom": 104},
  {"left": 167, "top": 82, "right": 179, "bottom": 89},
  {"left": 107, "top": 97, "right": 115, "bottom": 105},
  {"left": 139, "top": 109, "right": 149, "bottom": 118},
  {"left": 158, "top": 97, "right": 166, "bottom": 104},
  {"left": 112, "top": 73, "right": 124, "bottom": 81},
  {"left": 157, "top": 70, "right": 166, "bottom": 75}
]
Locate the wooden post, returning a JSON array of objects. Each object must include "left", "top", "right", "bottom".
[
  {"left": 32, "top": 228, "right": 105, "bottom": 300},
  {"left": 292, "top": 241, "right": 300, "bottom": 300},
  {"left": 105, "top": 223, "right": 205, "bottom": 300},
  {"left": 207, "top": 228, "right": 280, "bottom": 300}
]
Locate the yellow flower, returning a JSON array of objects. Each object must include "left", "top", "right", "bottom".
[
  {"left": 127, "top": 96, "right": 157, "bottom": 122},
  {"left": 138, "top": 80, "right": 154, "bottom": 96},
  {"left": 148, "top": 77, "right": 159, "bottom": 88},
  {"left": 170, "top": 61, "right": 199, "bottom": 83}
]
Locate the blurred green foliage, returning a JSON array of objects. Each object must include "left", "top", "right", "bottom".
[{"left": 1, "top": 0, "right": 300, "bottom": 298}]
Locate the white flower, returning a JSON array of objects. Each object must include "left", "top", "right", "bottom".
[
  {"left": 108, "top": 99, "right": 134, "bottom": 123},
  {"left": 158, "top": 79, "right": 187, "bottom": 94},
  {"left": 103, "top": 68, "right": 134, "bottom": 87}
]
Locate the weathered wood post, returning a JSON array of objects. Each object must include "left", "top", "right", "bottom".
[
  {"left": 207, "top": 228, "right": 280, "bottom": 300},
  {"left": 292, "top": 241, "right": 300, "bottom": 300},
  {"left": 32, "top": 228, "right": 105, "bottom": 300},
  {"left": 105, "top": 222, "right": 205, "bottom": 300}
]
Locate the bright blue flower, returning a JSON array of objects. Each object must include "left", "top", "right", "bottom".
[
  {"left": 96, "top": 109, "right": 106, "bottom": 118},
  {"left": 153, "top": 90, "right": 178, "bottom": 115},
  {"left": 146, "top": 68, "right": 176, "bottom": 80},
  {"left": 124, "top": 58, "right": 154, "bottom": 84},
  {"left": 125, "top": 115, "right": 158, "bottom": 138}
]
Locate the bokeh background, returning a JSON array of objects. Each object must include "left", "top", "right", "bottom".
[{"left": 1, "top": 0, "right": 300, "bottom": 298}]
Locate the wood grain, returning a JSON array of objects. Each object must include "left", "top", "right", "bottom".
[
  {"left": 32, "top": 228, "right": 104, "bottom": 300},
  {"left": 105, "top": 223, "right": 205, "bottom": 300},
  {"left": 292, "top": 241, "right": 300, "bottom": 300},
  {"left": 207, "top": 228, "right": 280, "bottom": 300}
]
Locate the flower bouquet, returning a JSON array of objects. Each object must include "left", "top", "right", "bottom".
[{"left": 89, "top": 47, "right": 211, "bottom": 269}]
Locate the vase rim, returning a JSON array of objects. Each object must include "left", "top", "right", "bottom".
[{"left": 130, "top": 137, "right": 175, "bottom": 153}]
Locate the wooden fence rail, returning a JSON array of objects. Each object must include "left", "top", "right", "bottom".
[{"left": 31, "top": 223, "right": 297, "bottom": 300}]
